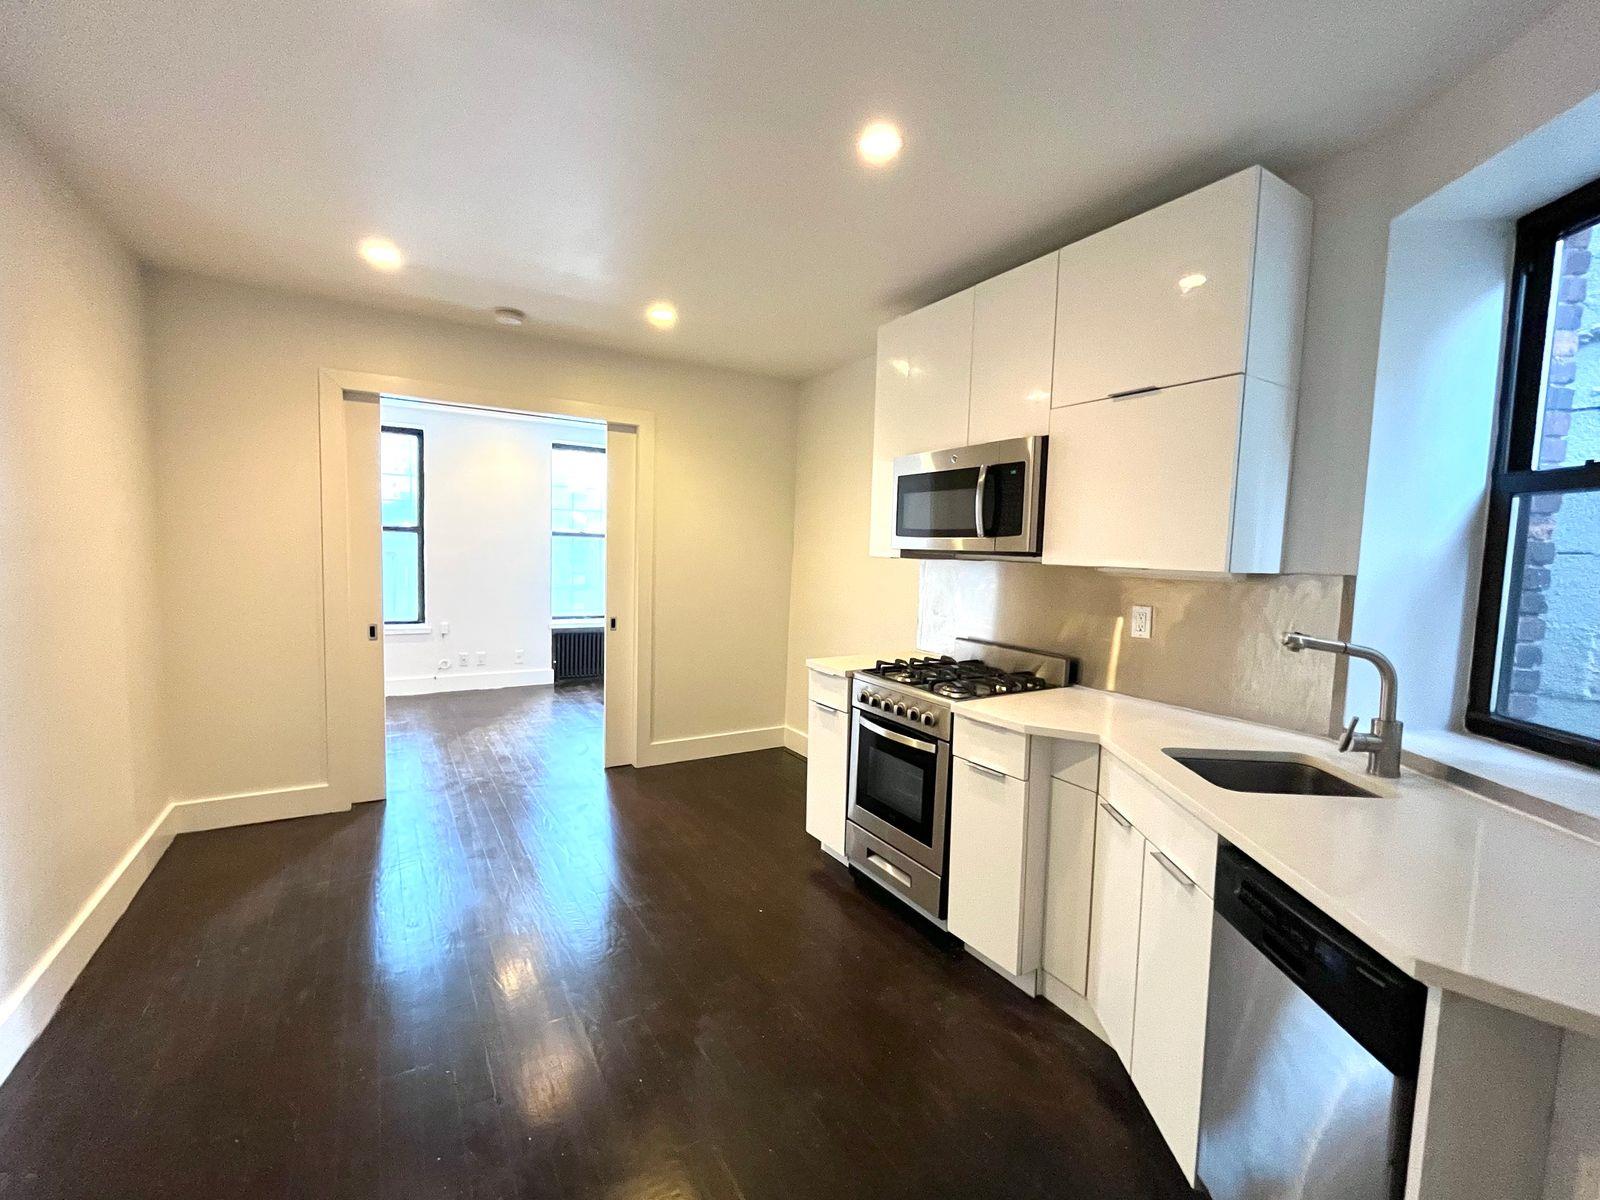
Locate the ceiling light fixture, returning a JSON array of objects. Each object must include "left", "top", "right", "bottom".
[
  {"left": 856, "top": 120, "right": 903, "bottom": 167},
  {"left": 492, "top": 306, "right": 527, "bottom": 326},
  {"left": 644, "top": 301, "right": 678, "bottom": 330},
  {"left": 358, "top": 236, "right": 405, "bottom": 272},
  {"left": 1177, "top": 272, "right": 1208, "bottom": 295}
]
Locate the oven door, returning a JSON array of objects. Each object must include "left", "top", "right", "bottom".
[
  {"left": 847, "top": 709, "right": 949, "bottom": 874},
  {"left": 892, "top": 436, "right": 1045, "bottom": 555}
]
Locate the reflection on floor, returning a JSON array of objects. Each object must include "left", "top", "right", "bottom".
[{"left": 0, "top": 681, "right": 1191, "bottom": 1199}]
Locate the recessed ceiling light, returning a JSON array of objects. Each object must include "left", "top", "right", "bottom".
[
  {"left": 492, "top": 306, "right": 526, "bottom": 326},
  {"left": 358, "top": 236, "right": 405, "bottom": 272},
  {"left": 1177, "top": 272, "right": 1208, "bottom": 295},
  {"left": 644, "top": 301, "right": 678, "bottom": 330},
  {"left": 856, "top": 120, "right": 903, "bottom": 167}
]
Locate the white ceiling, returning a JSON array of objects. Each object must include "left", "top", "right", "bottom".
[{"left": 0, "top": 0, "right": 1556, "bottom": 379}]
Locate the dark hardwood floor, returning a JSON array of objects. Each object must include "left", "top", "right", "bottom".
[{"left": 0, "top": 682, "right": 1192, "bottom": 1199}]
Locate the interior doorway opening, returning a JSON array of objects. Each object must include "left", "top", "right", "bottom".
[{"left": 357, "top": 393, "right": 623, "bottom": 794}]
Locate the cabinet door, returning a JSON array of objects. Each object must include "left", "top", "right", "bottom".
[
  {"left": 1042, "top": 777, "right": 1096, "bottom": 994},
  {"left": 1131, "top": 844, "right": 1214, "bottom": 1184},
  {"left": 870, "top": 290, "right": 976, "bottom": 556},
  {"left": 1086, "top": 799, "right": 1145, "bottom": 1067},
  {"left": 1042, "top": 375, "right": 1244, "bottom": 573},
  {"left": 1053, "top": 168, "right": 1259, "bottom": 407},
  {"left": 803, "top": 701, "right": 848, "bottom": 856},
  {"left": 948, "top": 758, "right": 1029, "bottom": 974},
  {"left": 969, "top": 252, "right": 1057, "bottom": 443}
]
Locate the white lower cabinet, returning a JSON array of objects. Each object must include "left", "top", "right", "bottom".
[
  {"left": 1042, "top": 777, "right": 1097, "bottom": 993},
  {"left": 803, "top": 699, "right": 848, "bottom": 856},
  {"left": 1130, "top": 843, "right": 1215, "bottom": 1184},
  {"left": 948, "top": 757, "right": 1032, "bottom": 975},
  {"left": 1086, "top": 798, "right": 1146, "bottom": 1066}
]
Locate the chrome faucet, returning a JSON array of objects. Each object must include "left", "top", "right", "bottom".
[{"left": 1281, "top": 632, "right": 1404, "bottom": 778}]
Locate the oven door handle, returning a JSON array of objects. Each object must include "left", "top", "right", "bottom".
[
  {"left": 858, "top": 715, "right": 938, "bottom": 755},
  {"left": 973, "top": 463, "right": 988, "bottom": 538}
]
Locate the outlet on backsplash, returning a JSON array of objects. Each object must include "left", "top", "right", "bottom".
[{"left": 1130, "top": 605, "right": 1153, "bottom": 640}]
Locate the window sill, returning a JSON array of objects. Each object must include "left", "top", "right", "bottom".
[
  {"left": 551, "top": 618, "right": 605, "bottom": 630},
  {"left": 385, "top": 624, "right": 433, "bottom": 639},
  {"left": 1404, "top": 729, "right": 1600, "bottom": 841}
]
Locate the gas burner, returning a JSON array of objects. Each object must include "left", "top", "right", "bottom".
[{"left": 859, "top": 652, "right": 1068, "bottom": 702}]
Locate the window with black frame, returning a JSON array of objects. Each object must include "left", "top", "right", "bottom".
[
  {"left": 551, "top": 443, "right": 605, "bottom": 620},
  {"left": 380, "top": 426, "right": 425, "bottom": 625},
  {"left": 1468, "top": 178, "right": 1600, "bottom": 767}
]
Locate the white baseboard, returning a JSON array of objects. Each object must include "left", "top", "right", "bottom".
[
  {"left": 639, "top": 724, "right": 786, "bottom": 767},
  {"left": 966, "top": 946, "right": 1040, "bottom": 996},
  {"left": 385, "top": 667, "right": 555, "bottom": 697},
  {"left": 0, "top": 780, "right": 349, "bottom": 1088},
  {"left": 783, "top": 724, "right": 807, "bottom": 756}
]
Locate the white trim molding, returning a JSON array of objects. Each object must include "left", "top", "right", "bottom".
[
  {"left": 385, "top": 668, "right": 555, "bottom": 697},
  {"left": 784, "top": 724, "right": 808, "bottom": 757},
  {"left": 638, "top": 725, "right": 787, "bottom": 768},
  {"left": 0, "top": 781, "right": 349, "bottom": 1087}
]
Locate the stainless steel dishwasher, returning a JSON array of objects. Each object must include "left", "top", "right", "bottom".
[{"left": 1196, "top": 843, "right": 1427, "bottom": 1200}]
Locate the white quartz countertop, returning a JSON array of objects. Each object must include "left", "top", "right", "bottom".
[{"left": 953, "top": 686, "right": 1600, "bottom": 1036}]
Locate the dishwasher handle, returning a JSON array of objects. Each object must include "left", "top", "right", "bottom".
[{"left": 1214, "top": 842, "right": 1426, "bottom": 1079}]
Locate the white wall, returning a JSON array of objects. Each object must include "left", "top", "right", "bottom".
[
  {"left": 782, "top": 357, "right": 920, "bottom": 750},
  {"left": 148, "top": 269, "right": 797, "bottom": 801},
  {"left": 0, "top": 113, "right": 165, "bottom": 1078},
  {"left": 1282, "top": 0, "right": 1600, "bottom": 576},
  {"left": 378, "top": 401, "right": 604, "bottom": 696}
]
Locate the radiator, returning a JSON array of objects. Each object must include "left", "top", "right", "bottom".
[{"left": 552, "top": 627, "right": 605, "bottom": 682}]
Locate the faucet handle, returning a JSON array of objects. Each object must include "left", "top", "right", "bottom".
[{"left": 1338, "top": 716, "right": 1359, "bottom": 752}]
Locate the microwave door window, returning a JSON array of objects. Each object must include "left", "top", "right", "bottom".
[{"left": 897, "top": 467, "right": 982, "bottom": 539}]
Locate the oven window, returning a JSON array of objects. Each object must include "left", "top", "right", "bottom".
[
  {"left": 897, "top": 467, "right": 981, "bottom": 539},
  {"left": 855, "top": 719, "right": 937, "bottom": 844}
]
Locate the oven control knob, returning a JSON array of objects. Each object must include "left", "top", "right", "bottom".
[
  {"left": 892, "top": 702, "right": 907, "bottom": 716},
  {"left": 865, "top": 693, "right": 881, "bottom": 707},
  {"left": 921, "top": 712, "right": 937, "bottom": 726},
  {"left": 905, "top": 706, "right": 920, "bottom": 722}
]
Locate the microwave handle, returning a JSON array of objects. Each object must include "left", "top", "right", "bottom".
[{"left": 973, "top": 464, "right": 988, "bottom": 538}]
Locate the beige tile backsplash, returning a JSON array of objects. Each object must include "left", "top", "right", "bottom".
[{"left": 917, "top": 560, "right": 1353, "bottom": 737}]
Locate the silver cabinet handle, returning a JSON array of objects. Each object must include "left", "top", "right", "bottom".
[
  {"left": 1098, "top": 800, "right": 1133, "bottom": 830},
  {"left": 974, "top": 463, "right": 989, "bottom": 538},
  {"left": 858, "top": 716, "right": 936, "bottom": 755},
  {"left": 866, "top": 852, "right": 912, "bottom": 888},
  {"left": 1108, "top": 384, "right": 1161, "bottom": 400},
  {"left": 964, "top": 760, "right": 1007, "bottom": 780},
  {"left": 1150, "top": 848, "right": 1196, "bottom": 889},
  {"left": 811, "top": 699, "right": 840, "bottom": 715}
]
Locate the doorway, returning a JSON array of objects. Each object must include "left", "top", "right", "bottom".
[{"left": 320, "top": 370, "right": 649, "bottom": 810}]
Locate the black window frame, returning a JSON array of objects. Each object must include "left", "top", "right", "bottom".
[
  {"left": 381, "top": 425, "right": 426, "bottom": 626},
  {"left": 1466, "top": 175, "right": 1600, "bottom": 769},
  {"left": 550, "top": 442, "right": 605, "bottom": 622}
]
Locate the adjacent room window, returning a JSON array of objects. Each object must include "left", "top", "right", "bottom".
[
  {"left": 381, "top": 426, "right": 425, "bottom": 624},
  {"left": 551, "top": 443, "right": 606, "bottom": 620},
  {"left": 1469, "top": 177, "right": 1600, "bottom": 767}
]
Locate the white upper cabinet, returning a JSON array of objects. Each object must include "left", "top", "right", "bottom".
[
  {"left": 1052, "top": 166, "right": 1311, "bottom": 407},
  {"left": 1042, "top": 374, "right": 1293, "bottom": 574},
  {"left": 870, "top": 289, "right": 975, "bottom": 556},
  {"left": 968, "top": 251, "right": 1058, "bottom": 443}
]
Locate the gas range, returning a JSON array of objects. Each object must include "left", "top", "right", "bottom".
[
  {"left": 852, "top": 638, "right": 1077, "bottom": 739},
  {"left": 843, "top": 638, "right": 1075, "bottom": 922}
]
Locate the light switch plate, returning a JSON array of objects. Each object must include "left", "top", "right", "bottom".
[{"left": 1130, "top": 605, "right": 1153, "bottom": 640}]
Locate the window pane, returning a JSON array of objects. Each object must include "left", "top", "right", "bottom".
[
  {"left": 1533, "top": 223, "right": 1600, "bottom": 470},
  {"left": 383, "top": 528, "right": 421, "bottom": 623},
  {"left": 1492, "top": 488, "right": 1600, "bottom": 739},
  {"left": 552, "top": 446, "right": 605, "bottom": 534},
  {"left": 381, "top": 430, "right": 421, "bottom": 527},
  {"left": 552, "top": 534, "right": 604, "bottom": 619}
]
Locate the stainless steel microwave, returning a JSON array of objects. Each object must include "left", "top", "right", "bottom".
[{"left": 891, "top": 435, "right": 1047, "bottom": 556}]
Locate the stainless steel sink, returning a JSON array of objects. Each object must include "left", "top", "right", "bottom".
[{"left": 1165, "top": 751, "right": 1378, "bottom": 798}]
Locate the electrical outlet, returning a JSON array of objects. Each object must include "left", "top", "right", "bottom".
[
  {"left": 514, "top": 649, "right": 525, "bottom": 664},
  {"left": 458, "top": 652, "right": 470, "bottom": 667},
  {"left": 1130, "top": 605, "right": 1153, "bottom": 640},
  {"left": 476, "top": 651, "right": 487, "bottom": 665},
  {"left": 441, "top": 620, "right": 450, "bottom": 636}
]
